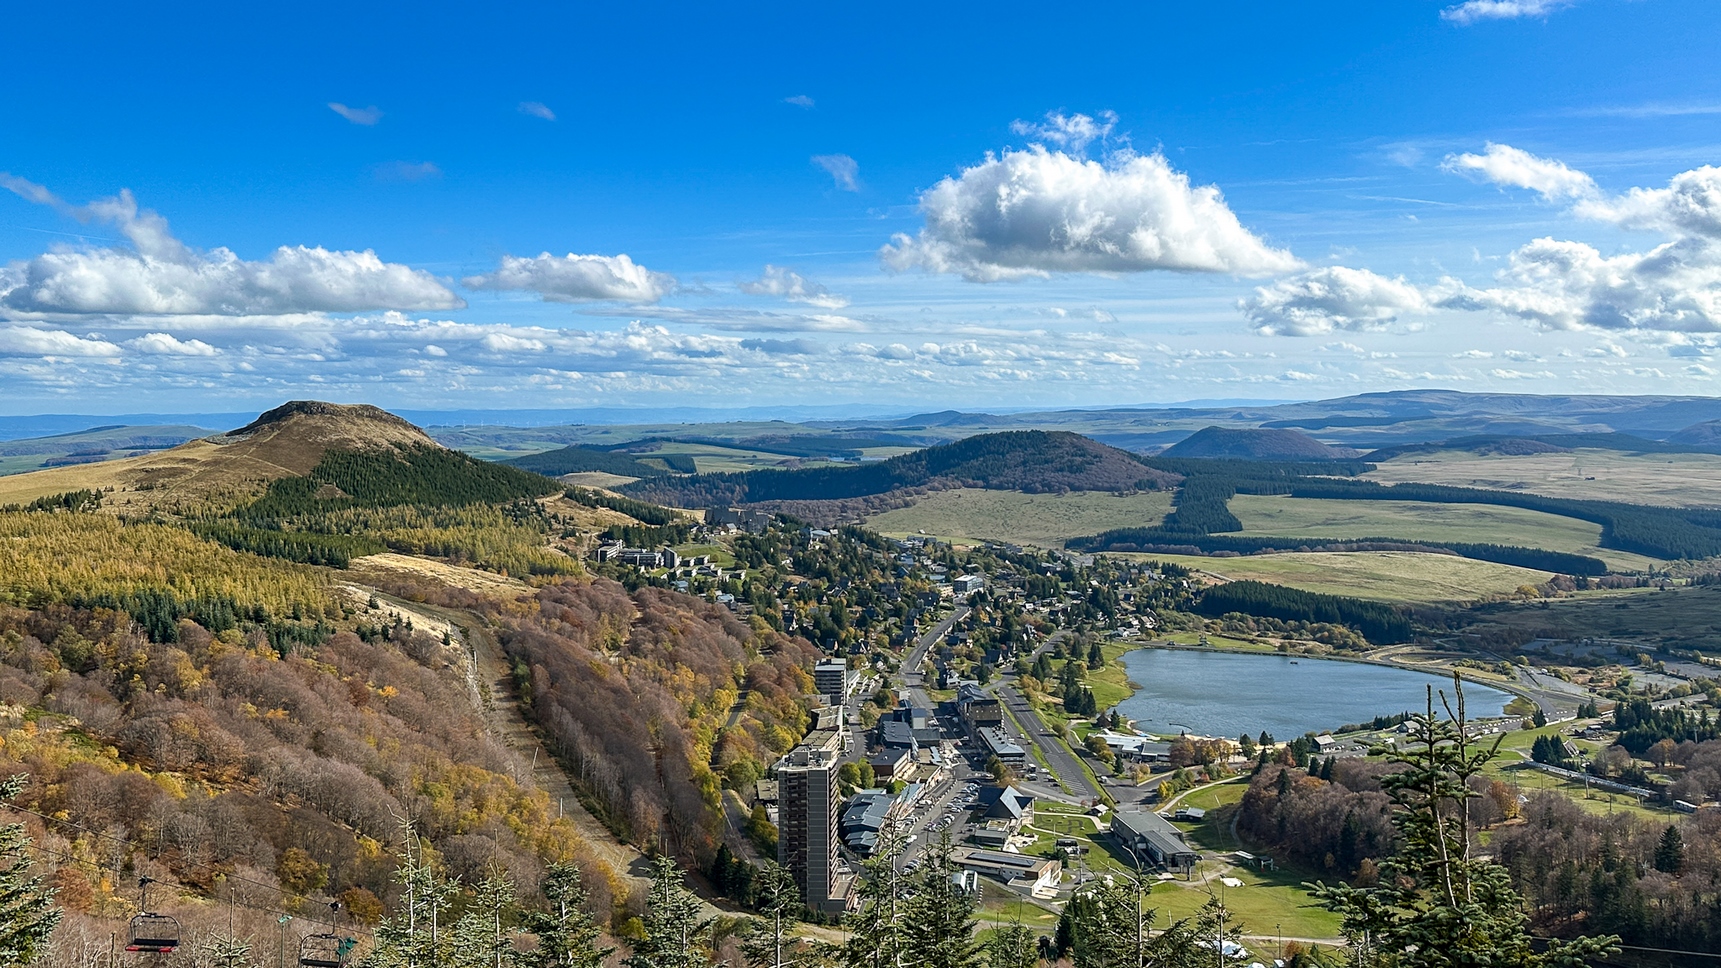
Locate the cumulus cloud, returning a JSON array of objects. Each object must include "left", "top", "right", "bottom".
[
  {"left": 463, "top": 252, "right": 675, "bottom": 304},
  {"left": 1441, "top": 236, "right": 1721, "bottom": 332},
  {"left": 518, "top": 101, "right": 556, "bottom": 121},
  {"left": 784, "top": 95, "right": 815, "bottom": 109},
  {"left": 1442, "top": 143, "right": 1597, "bottom": 200},
  {"left": 812, "top": 154, "right": 859, "bottom": 191},
  {"left": 480, "top": 333, "right": 547, "bottom": 353},
  {"left": 738, "top": 265, "right": 849, "bottom": 309},
  {"left": 1576, "top": 165, "right": 1721, "bottom": 237},
  {"left": 883, "top": 146, "right": 1299, "bottom": 281},
  {"left": 0, "top": 179, "right": 463, "bottom": 316},
  {"left": 128, "top": 332, "right": 217, "bottom": 356},
  {"left": 1242, "top": 266, "right": 1432, "bottom": 336},
  {"left": 1441, "top": 0, "right": 1576, "bottom": 25},
  {"left": 328, "top": 102, "right": 382, "bottom": 125},
  {"left": 0, "top": 326, "right": 121, "bottom": 357}
]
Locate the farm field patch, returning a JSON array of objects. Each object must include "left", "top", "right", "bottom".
[
  {"left": 868, "top": 488, "right": 1172, "bottom": 548},
  {"left": 1124, "top": 551, "right": 1552, "bottom": 605},
  {"left": 1364, "top": 448, "right": 1721, "bottom": 508}
]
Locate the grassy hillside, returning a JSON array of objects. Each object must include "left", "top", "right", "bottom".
[
  {"left": 866, "top": 488, "right": 1172, "bottom": 547},
  {"left": 1365, "top": 447, "right": 1721, "bottom": 507},
  {"left": 1227, "top": 495, "right": 1657, "bottom": 571},
  {"left": 1123, "top": 550, "right": 1553, "bottom": 604}
]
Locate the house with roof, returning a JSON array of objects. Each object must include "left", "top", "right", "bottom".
[
  {"left": 1111, "top": 809, "right": 1200, "bottom": 876},
  {"left": 952, "top": 848, "right": 1062, "bottom": 893}
]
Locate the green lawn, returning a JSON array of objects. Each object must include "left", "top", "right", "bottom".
[{"left": 868, "top": 488, "right": 1173, "bottom": 548}]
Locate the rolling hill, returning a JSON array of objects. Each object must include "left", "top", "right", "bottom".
[
  {"left": 619, "top": 429, "right": 1178, "bottom": 507},
  {"left": 1160, "top": 426, "right": 1360, "bottom": 460}
]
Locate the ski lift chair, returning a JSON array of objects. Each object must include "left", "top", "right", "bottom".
[
  {"left": 298, "top": 932, "right": 357, "bottom": 968},
  {"left": 125, "top": 913, "right": 182, "bottom": 954},
  {"left": 124, "top": 878, "right": 181, "bottom": 954}
]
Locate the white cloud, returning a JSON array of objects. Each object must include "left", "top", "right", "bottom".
[
  {"left": 812, "top": 154, "right": 859, "bottom": 191},
  {"left": 424, "top": 344, "right": 448, "bottom": 357},
  {"left": 1575, "top": 165, "right": 1721, "bottom": 238},
  {"left": 1440, "top": 0, "right": 1576, "bottom": 25},
  {"left": 1009, "top": 111, "right": 1118, "bottom": 155},
  {"left": 1242, "top": 267, "right": 1430, "bottom": 336},
  {"left": 883, "top": 146, "right": 1298, "bottom": 281},
  {"left": 518, "top": 101, "right": 556, "bottom": 121},
  {"left": 128, "top": 332, "right": 216, "bottom": 356},
  {"left": 463, "top": 252, "right": 675, "bottom": 304},
  {"left": 480, "top": 333, "right": 547, "bottom": 353},
  {"left": 784, "top": 95, "right": 815, "bottom": 109},
  {"left": 1441, "top": 236, "right": 1721, "bottom": 333},
  {"left": 738, "top": 265, "right": 850, "bottom": 309},
  {"left": 0, "top": 182, "right": 462, "bottom": 316},
  {"left": 1442, "top": 143, "right": 1596, "bottom": 200},
  {"left": 328, "top": 102, "right": 382, "bottom": 125},
  {"left": 0, "top": 326, "right": 121, "bottom": 357}
]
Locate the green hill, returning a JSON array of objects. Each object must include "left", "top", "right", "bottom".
[{"left": 620, "top": 430, "right": 1178, "bottom": 506}]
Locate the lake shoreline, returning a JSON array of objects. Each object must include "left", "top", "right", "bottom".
[{"left": 1108, "top": 640, "right": 1528, "bottom": 737}]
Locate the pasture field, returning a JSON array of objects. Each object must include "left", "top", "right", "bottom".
[
  {"left": 867, "top": 488, "right": 1173, "bottom": 547},
  {"left": 1463, "top": 584, "right": 1721, "bottom": 650},
  {"left": 1364, "top": 447, "right": 1721, "bottom": 508},
  {"left": 1121, "top": 550, "right": 1551, "bottom": 605},
  {"left": 1227, "top": 495, "right": 1657, "bottom": 572}
]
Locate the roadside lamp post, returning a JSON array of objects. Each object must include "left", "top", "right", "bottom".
[
  {"left": 1123, "top": 843, "right": 1147, "bottom": 968},
  {"left": 276, "top": 915, "right": 291, "bottom": 968}
]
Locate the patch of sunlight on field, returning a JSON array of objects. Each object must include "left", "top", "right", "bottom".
[
  {"left": 867, "top": 488, "right": 1172, "bottom": 547},
  {"left": 1365, "top": 447, "right": 1721, "bottom": 508},
  {"left": 1126, "top": 551, "right": 1551, "bottom": 605},
  {"left": 1227, "top": 494, "right": 1654, "bottom": 570}
]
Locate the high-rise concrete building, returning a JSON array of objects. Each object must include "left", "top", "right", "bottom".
[
  {"left": 813, "top": 658, "right": 850, "bottom": 703},
  {"left": 776, "top": 745, "right": 840, "bottom": 912}
]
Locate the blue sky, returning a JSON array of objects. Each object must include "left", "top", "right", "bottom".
[{"left": 3, "top": 0, "right": 1721, "bottom": 415}]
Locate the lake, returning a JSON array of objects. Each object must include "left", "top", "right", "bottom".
[{"left": 1114, "top": 647, "right": 1518, "bottom": 739}]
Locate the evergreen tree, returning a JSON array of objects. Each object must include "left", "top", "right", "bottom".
[
  {"left": 901, "top": 838, "right": 981, "bottom": 968},
  {"left": 1653, "top": 825, "right": 1684, "bottom": 875},
  {"left": 204, "top": 934, "right": 255, "bottom": 968},
  {"left": 1307, "top": 675, "right": 1620, "bottom": 968},
  {"left": 626, "top": 856, "right": 713, "bottom": 968},
  {"left": 1088, "top": 642, "right": 1105, "bottom": 668},
  {"left": 742, "top": 861, "right": 800, "bottom": 968},
  {"left": 449, "top": 874, "right": 520, "bottom": 968},
  {"left": 844, "top": 827, "right": 906, "bottom": 968},
  {"left": 0, "top": 775, "right": 61, "bottom": 968},
  {"left": 364, "top": 827, "right": 460, "bottom": 968},
  {"left": 520, "top": 863, "right": 611, "bottom": 968},
  {"left": 987, "top": 921, "right": 1038, "bottom": 968}
]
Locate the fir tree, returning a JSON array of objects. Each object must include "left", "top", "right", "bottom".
[
  {"left": 901, "top": 838, "right": 981, "bottom": 968},
  {"left": 364, "top": 827, "right": 459, "bottom": 968},
  {"left": 844, "top": 827, "right": 906, "bottom": 968},
  {"left": 0, "top": 775, "right": 62, "bottom": 968},
  {"left": 742, "top": 861, "right": 800, "bottom": 968},
  {"left": 520, "top": 863, "right": 610, "bottom": 968},
  {"left": 203, "top": 934, "right": 256, "bottom": 968},
  {"left": 987, "top": 921, "right": 1038, "bottom": 968},
  {"left": 1653, "top": 825, "right": 1684, "bottom": 875},
  {"left": 449, "top": 874, "right": 520, "bottom": 968},
  {"left": 1307, "top": 675, "right": 1620, "bottom": 968},
  {"left": 626, "top": 856, "right": 713, "bottom": 968}
]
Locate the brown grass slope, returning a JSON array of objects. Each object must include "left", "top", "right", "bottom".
[{"left": 0, "top": 400, "right": 439, "bottom": 512}]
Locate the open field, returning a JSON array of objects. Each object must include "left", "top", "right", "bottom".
[
  {"left": 1365, "top": 447, "right": 1721, "bottom": 508},
  {"left": 867, "top": 488, "right": 1173, "bottom": 547},
  {"left": 1122, "top": 550, "right": 1552, "bottom": 605},
  {"left": 1227, "top": 495, "right": 1658, "bottom": 571},
  {"left": 1461, "top": 584, "right": 1721, "bottom": 650}
]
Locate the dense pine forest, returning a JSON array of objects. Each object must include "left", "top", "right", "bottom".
[
  {"left": 502, "top": 444, "right": 684, "bottom": 478},
  {"left": 1195, "top": 580, "right": 1415, "bottom": 644}
]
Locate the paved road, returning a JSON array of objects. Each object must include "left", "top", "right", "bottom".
[
  {"left": 995, "top": 681, "right": 1104, "bottom": 802},
  {"left": 902, "top": 605, "right": 970, "bottom": 687}
]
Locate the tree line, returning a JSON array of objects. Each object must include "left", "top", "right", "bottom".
[{"left": 1195, "top": 580, "right": 1414, "bottom": 644}]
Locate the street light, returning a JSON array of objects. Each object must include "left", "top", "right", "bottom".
[{"left": 1122, "top": 843, "right": 1148, "bottom": 968}]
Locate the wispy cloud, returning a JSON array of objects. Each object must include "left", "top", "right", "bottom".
[
  {"left": 327, "top": 102, "right": 383, "bottom": 125},
  {"left": 374, "top": 161, "right": 442, "bottom": 182},
  {"left": 783, "top": 95, "right": 815, "bottom": 109},
  {"left": 739, "top": 265, "right": 850, "bottom": 309},
  {"left": 1441, "top": 0, "right": 1577, "bottom": 25},
  {"left": 811, "top": 154, "right": 859, "bottom": 191},
  {"left": 518, "top": 101, "right": 556, "bottom": 121}
]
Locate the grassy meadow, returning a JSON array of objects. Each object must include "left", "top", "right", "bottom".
[
  {"left": 1364, "top": 447, "right": 1721, "bottom": 508},
  {"left": 867, "top": 488, "right": 1173, "bottom": 547},
  {"left": 1122, "top": 550, "right": 1552, "bottom": 605}
]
